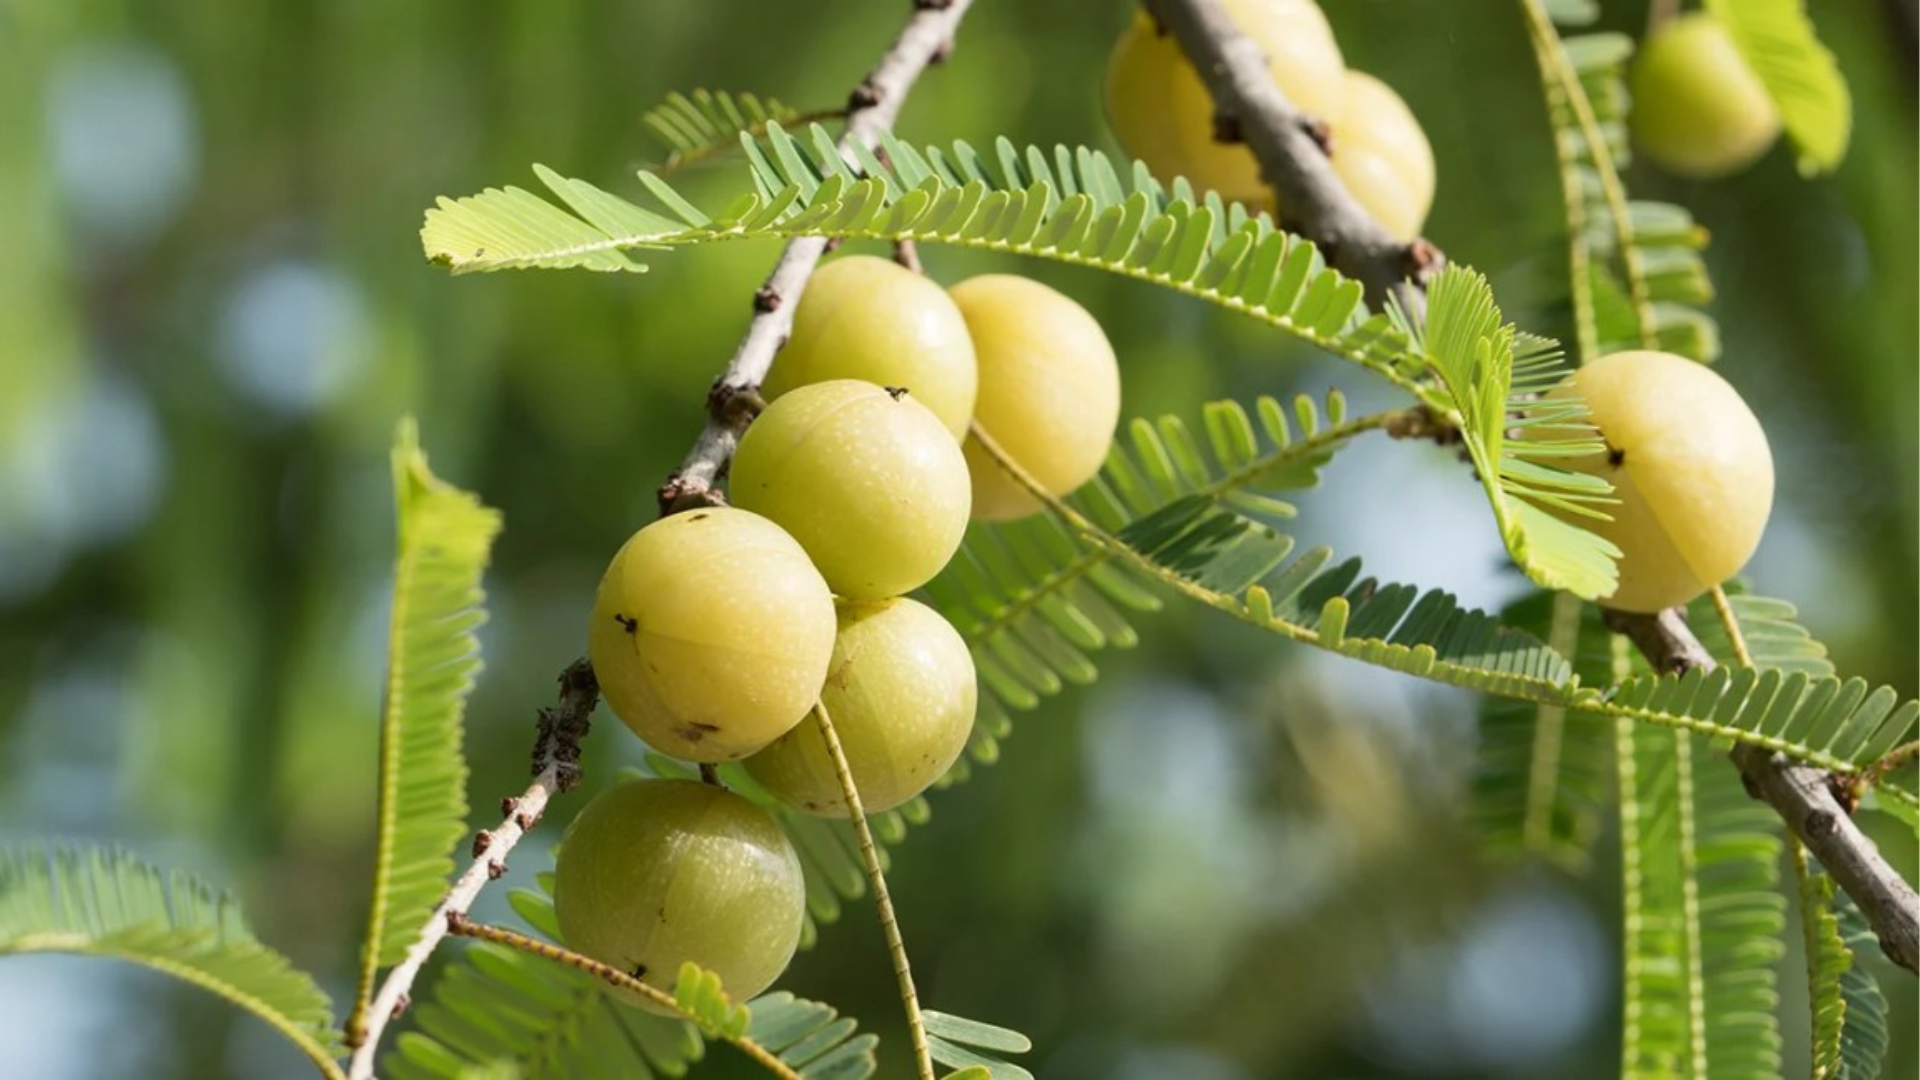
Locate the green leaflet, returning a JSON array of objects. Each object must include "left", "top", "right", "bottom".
[
  {"left": 922, "top": 1011, "right": 1034, "bottom": 1080},
  {"left": 1704, "top": 0, "right": 1852, "bottom": 175},
  {"left": 1531, "top": 3, "right": 1722, "bottom": 363},
  {"left": 386, "top": 883, "right": 877, "bottom": 1080},
  {"left": 0, "top": 843, "right": 345, "bottom": 1078},
  {"left": 1471, "top": 591, "right": 1614, "bottom": 872},
  {"left": 642, "top": 88, "right": 804, "bottom": 175},
  {"left": 354, "top": 421, "right": 502, "bottom": 1026}
]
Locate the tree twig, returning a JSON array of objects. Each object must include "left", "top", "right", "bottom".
[
  {"left": 344, "top": 660, "right": 600, "bottom": 1078},
  {"left": 1603, "top": 606, "right": 1919, "bottom": 974},
  {"left": 657, "top": 0, "right": 977, "bottom": 515},
  {"left": 1142, "top": 0, "right": 1444, "bottom": 318}
]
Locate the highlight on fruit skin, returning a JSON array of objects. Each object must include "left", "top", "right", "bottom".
[
  {"left": 587, "top": 507, "right": 836, "bottom": 762},
  {"left": 948, "top": 274, "right": 1122, "bottom": 522},
  {"left": 1628, "top": 12, "right": 1782, "bottom": 179},
  {"left": 1104, "top": 0, "right": 1347, "bottom": 209},
  {"left": 553, "top": 778, "right": 806, "bottom": 1012},
  {"left": 1330, "top": 70, "right": 1435, "bottom": 242},
  {"left": 1546, "top": 349, "right": 1774, "bottom": 613},
  {"left": 761, "top": 254, "right": 979, "bottom": 440},
  {"left": 730, "top": 379, "right": 972, "bottom": 600},
  {"left": 746, "top": 597, "right": 978, "bottom": 817}
]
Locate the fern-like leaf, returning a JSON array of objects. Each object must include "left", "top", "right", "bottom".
[
  {"left": 643, "top": 89, "right": 807, "bottom": 174},
  {"left": 387, "top": 883, "right": 876, "bottom": 1080},
  {"left": 1615, "top": 716, "right": 1785, "bottom": 1080},
  {"left": 1602, "top": 664, "right": 1919, "bottom": 774},
  {"left": 421, "top": 127, "right": 1429, "bottom": 394},
  {"left": 1790, "top": 845, "right": 1891, "bottom": 1079},
  {"left": 926, "top": 392, "right": 1367, "bottom": 766},
  {"left": 354, "top": 421, "right": 502, "bottom": 1023},
  {"left": 1532, "top": 6, "right": 1722, "bottom": 363},
  {"left": 967, "top": 408, "right": 1586, "bottom": 716},
  {"left": 1793, "top": 842, "right": 1852, "bottom": 1079},
  {"left": 1703, "top": 0, "right": 1851, "bottom": 175},
  {"left": 1833, "top": 891, "right": 1891, "bottom": 1078},
  {"left": 0, "top": 843, "right": 345, "bottom": 1078},
  {"left": 1693, "top": 743, "right": 1787, "bottom": 1077},
  {"left": 922, "top": 1010, "right": 1034, "bottom": 1080},
  {"left": 1471, "top": 591, "right": 1614, "bottom": 871},
  {"left": 1415, "top": 266, "right": 1620, "bottom": 597}
]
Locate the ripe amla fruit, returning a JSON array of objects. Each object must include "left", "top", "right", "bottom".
[
  {"left": 1546, "top": 350, "right": 1774, "bottom": 613},
  {"left": 949, "top": 275, "right": 1121, "bottom": 522},
  {"left": 731, "top": 379, "right": 971, "bottom": 600},
  {"left": 746, "top": 597, "right": 977, "bottom": 816},
  {"left": 588, "top": 507, "right": 836, "bottom": 762},
  {"left": 1629, "top": 13, "right": 1781, "bottom": 179},
  {"left": 554, "top": 778, "right": 805, "bottom": 1010},
  {"left": 1330, "top": 71, "right": 1436, "bottom": 242},
  {"left": 761, "top": 255, "right": 979, "bottom": 440},
  {"left": 1104, "top": 0, "right": 1346, "bottom": 208}
]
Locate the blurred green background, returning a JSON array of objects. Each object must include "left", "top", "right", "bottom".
[{"left": 1, "top": 0, "right": 1914, "bottom": 1077}]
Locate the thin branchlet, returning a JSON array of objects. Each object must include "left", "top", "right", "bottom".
[
  {"left": 657, "top": 0, "right": 977, "bottom": 516},
  {"left": 345, "top": 661, "right": 599, "bottom": 1076}
]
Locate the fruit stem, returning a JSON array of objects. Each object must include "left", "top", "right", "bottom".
[
  {"left": 892, "top": 238, "right": 925, "bottom": 275},
  {"left": 1646, "top": 0, "right": 1680, "bottom": 35},
  {"left": 1706, "top": 584, "right": 1755, "bottom": 668},
  {"left": 811, "top": 699, "right": 937, "bottom": 1080},
  {"left": 445, "top": 915, "right": 806, "bottom": 1080}
]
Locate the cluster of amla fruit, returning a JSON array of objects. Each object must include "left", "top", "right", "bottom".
[
  {"left": 1105, "top": 0, "right": 1436, "bottom": 240},
  {"left": 556, "top": 255, "right": 1121, "bottom": 1006}
]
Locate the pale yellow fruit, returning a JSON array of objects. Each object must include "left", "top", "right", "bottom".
[
  {"left": 731, "top": 379, "right": 972, "bottom": 599},
  {"left": 1330, "top": 71, "right": 1435, "bottom": 242},
  {"left": 1629, "top": 13, "right": 1781, "bottom": 179},
  {"left": 1550, "top": 350, "right": 1774, "bottom": 613},
  {"left": 588, "top": 508, "right": 836, "bottom": 762},
  {"left": 762, "top": 255, "right": 979, "bottom": 440},
  {"left": 746, "top": 598, "right": 977, "bottom": 817},
  {"left": 1105, "top": 1, "right": 1347, "bottom": 208},
  {"left": 949, "top": 275, "right": 1122, "bottom": 522},
  {"left": 554, "top": 778, "right": 805, "bottom": 1012}
]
